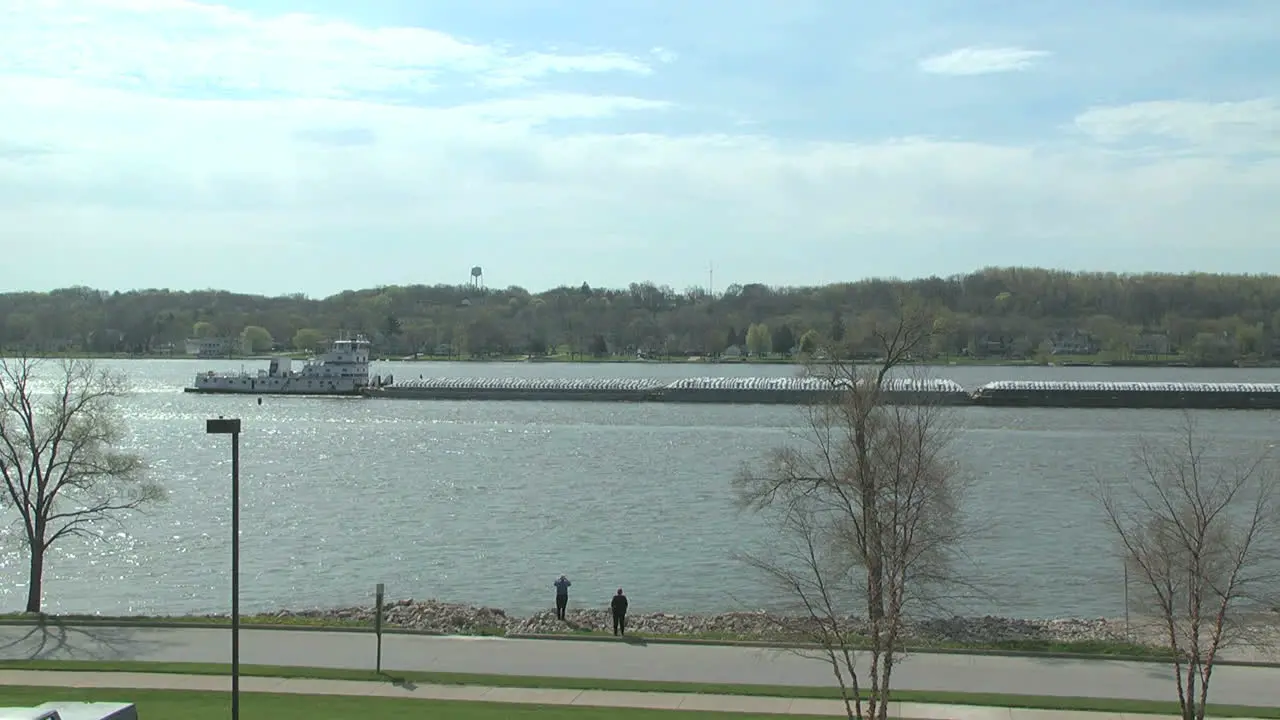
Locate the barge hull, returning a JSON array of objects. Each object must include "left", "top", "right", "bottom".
[
  {"left": 363, "top": 387, "right": 972, "bottom": 406},
  {"left": 184, "top": 387, "right": 365, "bottom": 397},
  {"left": 363, "top": 378, "right": 1280, "bottom": 409},
  {"left": 971, "top": 392, "right": 1280, "bottom": 410}
]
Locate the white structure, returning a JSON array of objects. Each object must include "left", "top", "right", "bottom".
[
  {"left": 185, "top": 336, "right": 372, "bottom": 396},
  {"left": 0, "top": 702, "right": 137, "bottom": 720},
  {"left": 185, "top": 336, "right": 244, "bottom": 358}
]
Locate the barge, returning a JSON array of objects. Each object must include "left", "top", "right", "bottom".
[
  {"left": 362, "top": 376, "right": 1280, "bottom": 409},
  {"left": 969, "top": 380, "right": 1280, "bottom": 409},
  {"left": 365, "top": 376, "right": 972, "bottom": 405}
]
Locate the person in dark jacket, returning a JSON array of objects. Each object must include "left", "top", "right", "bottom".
[
  {"left": 554, "top": 575, "right": 571, "bottom": 620},
  {"left": 610, "top": 588, "right": 629, "bottom": 636}
]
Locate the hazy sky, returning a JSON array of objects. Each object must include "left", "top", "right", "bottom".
[{"left": 2, "top": 0, "right": 1278, "bottom": 297}]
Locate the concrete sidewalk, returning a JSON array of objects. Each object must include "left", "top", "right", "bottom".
[
  {"left": 0, "top": 670, "right": 1265, "bottom": 720},
  {"left": 3, "top": 626, "right": 1279, "bottom": 706}
]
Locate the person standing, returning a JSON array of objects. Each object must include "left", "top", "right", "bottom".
[
  {"left": 610, "top": 588, "right": 629, "bottom": 636},
  {"left": 554, "top": 575, "right": 572, "bottom": 620}
]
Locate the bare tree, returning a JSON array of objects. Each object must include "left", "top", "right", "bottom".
[
  {"left": 1096, "top": 413, "right": 1280, "bottom": 720},
  {"left": 0, "top": 357, "right": 163, "bottom": 613},
  {"left": 735, "top": 298, "right": 970, "bottom": 720}
]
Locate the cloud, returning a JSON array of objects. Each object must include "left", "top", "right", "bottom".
[
  {"left": 1, "top": 0, "right": 655, "bottom": 99},
  {"left": 650, "top": 47, "right": 679, "bottom": 64},
  {"left": 1073, "top": 99, "right": 1280, "bottom": 156},
  {"left": 451, "top": 94, "right": 673, "bottom": 126},
  {"left": 0, "top": 0, "right": 1277, "bottom": 294},
  {"left": 0, "top": 141, "right": 55, "bottom": 163},
  {"left": 918, "top": 46, "right": 1050, "bottom": 76},
  {"left": 293, "top": 127, "right": 378, "bottom": 148},
  {"left": 4, "top": 76, "right": 1273, "bottom": 241}
]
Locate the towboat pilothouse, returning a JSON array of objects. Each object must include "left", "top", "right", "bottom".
[{"left": 184, "top": 335, "right": 375, "bottom": 396}]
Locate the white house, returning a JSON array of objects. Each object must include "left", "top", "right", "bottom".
[{"left": 185, "top": 337, "right": 245, "bottom": 357}]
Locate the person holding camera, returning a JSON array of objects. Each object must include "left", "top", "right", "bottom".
[{"left": 553, "top": 575, "right": 572, "bottom": 620}]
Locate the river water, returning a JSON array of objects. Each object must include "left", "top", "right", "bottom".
[{"left": 1, "top": 359, "right": 1278, "bottom": 619}]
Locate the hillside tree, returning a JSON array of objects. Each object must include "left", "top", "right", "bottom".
[
  {"left": 0, "top": 357, "right": 163, "bottom": 613},
  {"left": 746, "top": 323, "right": 771, "bottom": 356},
  {"left": 1095, "top": 415, "right": 1280, "bottom": 720},
  {"left": 292, "top": 328, "right": 324, "bottom": 352},
  {"left": 829, "top": 310, "right": 846, "bottom": 343},
  {"left": 797, "top": 329, "right": 819, "bottom": 355},
  {"left": 771, "top": 324, "right": 796, "bottom": 355},
  {"left": 8, "top": 268, "right": 1280, "bottom": 361},
  {"left": 734, "top": 297, "right": 971, "bottom": 720},
  {"left": 240, "top": 325, "right": 273, "bottom": 353}
]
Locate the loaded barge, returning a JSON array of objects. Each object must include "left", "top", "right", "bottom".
[
  {"left": 367, "top": 376, "right": 971, "bottom": 405},
  {"left": 361, "top": 377, "right": 1280, "bottom": 409},
  {"left": 969, "top": 380, "right": 1280, "bottom": 409}
]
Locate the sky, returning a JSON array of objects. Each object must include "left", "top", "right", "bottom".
[{"left": 2, "top": 0, "right": 1278, "bottom": 297}]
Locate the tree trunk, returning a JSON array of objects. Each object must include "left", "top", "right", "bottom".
[{"left": 25, "top": 545, "right": 44, "bottom": 613}]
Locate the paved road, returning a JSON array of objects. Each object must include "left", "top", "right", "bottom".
[{"left": 1, "top": 626, "right": 1278, "bottom": 707}]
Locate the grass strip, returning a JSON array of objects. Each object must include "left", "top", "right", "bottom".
[
  {"left": 0, "top": 686, "right": 817, "bottom": 720},
  {"left": 0, "top": 659, "right": 1274, "bottom": 718}
]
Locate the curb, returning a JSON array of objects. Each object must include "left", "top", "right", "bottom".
[{"left": 2, "top": 617, "right": 1275, "bottom": 669}]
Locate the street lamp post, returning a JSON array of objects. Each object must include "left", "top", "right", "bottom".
[{"left": 206, "top": 417, "right": 242, "bottom": 720}]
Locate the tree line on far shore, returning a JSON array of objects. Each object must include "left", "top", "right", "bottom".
[
  {"left": 1, "top": 295, "right": 1276, "bottom": 720},
  {"left": 5, "top": 267, "right": 1280, "bottom": 364}
]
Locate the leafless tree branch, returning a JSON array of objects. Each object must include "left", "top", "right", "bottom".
[
  {"left": 734, "top": 297, "right": 973, "bottom": 720},
  {"left": 0, "top": 355, "right": 164, "bottom": 613},
  {"left": 1093, "top": 412, "right": 1280, "bottom": 720}
]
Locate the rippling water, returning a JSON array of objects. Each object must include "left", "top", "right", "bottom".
[{"left": 1, "top": 359, "right": 1278, "bottom": 619}]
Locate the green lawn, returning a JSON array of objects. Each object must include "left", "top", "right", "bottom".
[
  {"left": 0, "top": 687, "right": 808, "bottom": 720},
  {"left": 2, "top": 660, "right": 1278, "bottom": 718}
]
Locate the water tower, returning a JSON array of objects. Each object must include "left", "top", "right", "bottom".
[{"left": 469, "top": 266, "right": 484, "bottom": 290}]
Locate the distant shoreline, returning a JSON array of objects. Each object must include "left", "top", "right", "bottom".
[{"left": 7, "top": 352, "right": 1270, "bottom": 369}]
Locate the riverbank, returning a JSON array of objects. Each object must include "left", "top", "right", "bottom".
[
  {"left": 268, "top": 601, "right": 1157, "bottom": 646},
  {"left": 16, "top": 351, "right": 1250, "bottom": 369},
  {"left": 3, "top": 600, "right": 1197, "bottom": 657}
]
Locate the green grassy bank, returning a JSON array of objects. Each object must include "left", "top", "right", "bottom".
[{"left": 0, "top": 686, "right": 811, "bottom": 720}]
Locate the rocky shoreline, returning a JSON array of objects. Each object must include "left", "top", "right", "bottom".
[{"left": 241, "top": 599, "right": 1152, "bottom": 647}]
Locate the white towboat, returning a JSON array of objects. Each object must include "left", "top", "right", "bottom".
[{"left": 184, "top": 335, "right": 374, "bottom": 396}]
